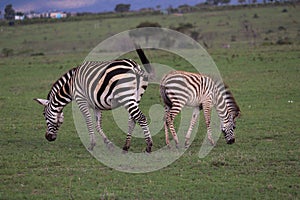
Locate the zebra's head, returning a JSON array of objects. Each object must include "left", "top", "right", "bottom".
[
  {"left": 34, "top": 98, "right": 64, "bottom": 142},
  {"left": 221, "top": 115, "right": 236, "bottom": 144}
]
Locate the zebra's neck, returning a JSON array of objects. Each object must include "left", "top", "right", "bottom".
[
  {"left": 47, "top": 67, "right": 77, "bottom": 108},
  {"left": 212, "top": 84, "right": 232, "bottom": 123},
  {"left": 212, "top": 81, "right": 240, "bottom": 118}
]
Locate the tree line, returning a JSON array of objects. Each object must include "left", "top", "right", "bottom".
[{"left": 2, "top": 1, "right": 298, "bottom": 21}]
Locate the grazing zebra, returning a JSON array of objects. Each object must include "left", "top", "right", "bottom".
[
  {"left": 34, "top": 46, "right": 154, "bottom": 153},
  {"left": 160, "top": 70, "right": 240, "bottom": 148}
]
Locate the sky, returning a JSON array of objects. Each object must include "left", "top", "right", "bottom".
[{"left": 0, "top": 0, "right": 237, "bottom": 13}]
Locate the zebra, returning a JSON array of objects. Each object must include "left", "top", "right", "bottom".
[
  {"left": 34, "top": 46, "right": 154, "bottom": 153},
  {"left": 160, "top": 70, "right": 240, "bottom": 148}
]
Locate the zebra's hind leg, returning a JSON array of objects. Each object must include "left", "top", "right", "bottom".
[
  {"left": 167, "top": 113, "right": 180, "bottom": 149},
  {"left": 185, "top": 107, "right": 200, "bottom": 148},
  {"left": 124, "top": 101, "right": 152, "bottom": 153},
  {"left": 95, "top": 110, "right": 114, "bottom": 151},
  {"left": 122, "top": 116, "right": 136, "bottom": 153},
  {"left": 163, "top": 106, "right": 171, "bottom": 148},
  {"left": 167, "top": 103, "right": 185, "bottom": 148},
  {"left": 137, "top": 114, "right": 152, "bottom": 153}
]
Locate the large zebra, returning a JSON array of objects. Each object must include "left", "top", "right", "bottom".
[
  {"left": 160, "top": 70, "right": 240, "bottom": 148},
  {"left": 34, "top": 47, "right": 154, "bottom": 153}
]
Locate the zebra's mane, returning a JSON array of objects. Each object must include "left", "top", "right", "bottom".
[
  {"left": 47, "top": 67, "right": 78, "bottom": 100},
  {"left": 222, "top": 84, "right": 241, "bottom": 120}
]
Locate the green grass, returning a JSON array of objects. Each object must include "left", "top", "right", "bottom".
[{"left": 0, "top": 4, "right": 299, "bottom": 200}]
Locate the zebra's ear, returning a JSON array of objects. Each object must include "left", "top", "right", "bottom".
[
  {"left": 233, "top": 111, "right": 241, "bottom": 123},
  {"left": 236, "top": 111, "right": 241, "bottom": 118},
  {"left": 34, "top": 98, "right": 49, "bottom": 106}
]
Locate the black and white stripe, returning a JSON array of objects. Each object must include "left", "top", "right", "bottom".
[
  {"left": 160, "top": 70, "right": 240, "bottom": 147},
  {"left": 35, "top": 47, "right": 153, "bottom": 153}
]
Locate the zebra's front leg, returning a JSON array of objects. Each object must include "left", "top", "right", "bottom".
[
  {"left": 185, "top": 107, "right": 200, "bottom": 148},
  {"left": 78, "top": 103, "right": 96, "bottom": 151},
  {"left": 123, "top": 116, "right": 136, "bottom": 153},
  {"left": 95, "top": 110, "right": 113, "bottom": 151},
  {"left": 203, "top": 103, "right": 215, "bottom": 146}
]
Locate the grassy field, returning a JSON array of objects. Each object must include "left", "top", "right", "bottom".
[{"left": 0, "top": 4, "right": 299, "bottom": 199}]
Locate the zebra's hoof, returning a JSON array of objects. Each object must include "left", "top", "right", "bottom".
[
  {"left": 122, "top": 145, "right": 130, "bottom": 152},
  {"left": 145, "top": 146, "right": 152, "bottom": 153},
  {"left": 208, "top": 138, "right": 215, "bottom": 146},
  {"left": 88, "top": 141, "right": 96, "bottom": 151},
  {"left": 184, "top": 140, "right": 191, "bottom": 148},
  {"left": 144, "top": 150, "right": 151, "bottom": 155},
  {"left": 88, "top": 146, "right": 94, "bottom": 151},
  {"left": 106, "top": 142, "right": 114, "bottom": 151}
]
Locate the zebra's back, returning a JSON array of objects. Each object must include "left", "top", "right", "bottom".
[
  {"left": 160, "top": 70, "right": 215, "bottom": 107},
  {"left": 160, "top": 70, "right": 240, "bottom": 146},
  {"left": 74, "top": 59, "right": 148, "bottom": 110}
]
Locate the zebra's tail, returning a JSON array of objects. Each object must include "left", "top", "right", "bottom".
[
  {"left": 160, "top": 76, "right": 172, "bottom": 108},
  {"left": 134, "top": 44, "right": 155, "bottom": 80}
]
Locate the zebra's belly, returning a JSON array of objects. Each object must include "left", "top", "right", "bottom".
[
  {"left": 185, "top": 96, "right": 206, "bottom": 107},
  {"left": 186, "top": 100, "right": 200, "bottom": 107}
]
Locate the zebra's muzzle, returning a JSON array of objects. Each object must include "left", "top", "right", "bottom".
[
  {"left": 45, "top": 132, "right": 57, "bottom": 141},
  {"left": 226, "top": 138, "right": 235, "bottom": 144}
]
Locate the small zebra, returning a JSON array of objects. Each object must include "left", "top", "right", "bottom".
[
  {"left": 160, "top": 70, "right": 240, "bottom": 148},
  {"left": 34, "top": 46, "right": 154, "bottom": 153}
]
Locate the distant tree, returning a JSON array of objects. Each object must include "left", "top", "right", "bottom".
[
  {"left": 128, "top": 21, "right": 162, "bottom": 44},
  {"left": 167, "top": 6, "right": 177, "bottom": 14},
  {"left": 206, "top": 0, "right": 221, "bottom": 5},
  {"left": 4, "top": 4, "right": 15, "bottom": 20},
  {"left": 114, "top": 4, "right": 131, "bottom": 13},
  {"left": 15, "top": 12, "right": 24, "bottom": 16},
  {"left": 178, "top": 4, "right": 193, "bottom": 13},
  {"left": 220, "top": 0, "right": 231, "bottom": 5}
]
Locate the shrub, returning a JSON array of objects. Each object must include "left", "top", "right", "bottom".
[
  {"left": 231, "top": 35, "right": 237, "bottom": 42},
  {"left": 276, "top": 37, "right": 292, "bottom": 45},
  {"left": 190, "top": 31, "right": 200, "bottom": 41},
  {"left": 174, "top": 23, "right": 194, "bottom": 33},
  {"left": 30, "top": 52, "right": 45, "bottom": 56},
  {"left": 278, "top": 26, "right": 286, "bottom": 31},
  {"left": 2, "top": 48, "right": 14, "bottom": 57},
  {"left": 266, "top": 29, "right": 273, "bottom": 34},
  {"left": 136, "top": 21, "right": 161, "bottom": 28}
]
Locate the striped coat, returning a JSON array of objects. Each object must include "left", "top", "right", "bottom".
[
  {"left": 35, "top": 47, "right": 154, "bottom": 153},
  {"left": 160, "top": 70, "right": 240, "bottom": 147}
]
